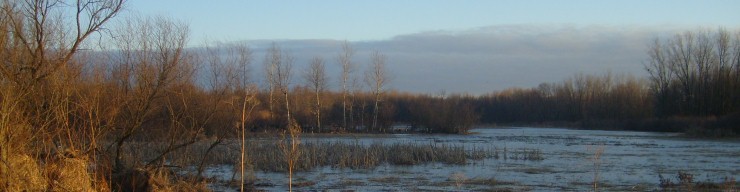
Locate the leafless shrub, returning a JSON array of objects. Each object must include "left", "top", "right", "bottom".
[
  {"left": 587, "top": 145, "right": 605, "bottom": 191},
  {"left": 279, "top": 119, "right": 302, "bottom": 191}
]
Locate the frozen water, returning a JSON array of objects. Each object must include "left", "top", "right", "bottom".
[{"left": 205, "top": 127, "right": 739, "bottom": 191}]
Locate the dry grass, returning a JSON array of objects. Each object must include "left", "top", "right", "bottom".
[
  {"left": 47, "top": 156, "right": 94, "bottom": 192},
  {"left": 109, "top": 167, "right": 211, "bottom": 192},
  {"left": 587, "top": 145, "right": 605, "bottom": 191},
  {"left": 465, "top": 177, "right": 515, "bottom": 186},
  {"left": 243, "top": 141, "right": 498, "bottom": 172},
  {"left": 491, "top": 147, "right": 545, "bottom": 161},
  {"left": 121, "top": 139, "right": 540, "bottom": 175},
  {"left": 368, "top": 176, "right": 401, "bottom": 183},
  {"left": 337, "top": 179, "right": 367, "bottom": 187},
  {"left": 290, "top": 180, "right": 316, "bottom": 188},
  {"left": 143, "top": 168, "right": 211, "bottom": 192},
  {"left": 659, "top": 171, "right": 737, "bottom": 192},
  {"left": 449, "top": 172, "right": 467, "bottom": 189},
  {"left": 1, "top": 154, "right": 48, "bottom": 191},
  {"left": 509, "top": 148, "right": 544, "bottom": 161},
  {"left": 1, "top": 153, "right": 113, "bottom": 192},
  {"left": 515, "top": 167, "right": 555, "bottom": 174},
  {"left": 98, "top": 136, "right": 547, "bottom": 191},
  {"left": 436, "top": 176, "right": 516, "bottom": 190}
]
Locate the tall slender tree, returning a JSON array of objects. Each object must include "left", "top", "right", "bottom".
[
  {"left": 366, "top": 50, "right": 388, "bottom": 132},
  {"left": 304, "top": 56, "right": 328, "bottom": 133},
  {"left": 337, "top": 41, "right": 354, "bottom": 131},
  {"left": 264, "top": 43, "right": 281, "bottom": 120}
]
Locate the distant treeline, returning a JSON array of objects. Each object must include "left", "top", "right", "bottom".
[
  {"left": 438, "top": 29, "right": 738, "bottom": 136},
  {"left": 445, "top": 29, "right": 740, "bottom": 136},
  {"left": 473, "top": 73, "right": 653, "bottom": 128},
  {"left": 350, "top": 29, "right": 738, "bottom": 136}
]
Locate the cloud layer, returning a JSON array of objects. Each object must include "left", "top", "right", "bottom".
[{"left": 241, "top": 24, "right": 703, "bottom": 95}]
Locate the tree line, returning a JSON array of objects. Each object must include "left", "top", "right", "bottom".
[
  {"left": 475, "top": 73, "right": 653, "bottom": 128},
  {"left": 467, "top": 29, "right": 740, "bottom": 135}
]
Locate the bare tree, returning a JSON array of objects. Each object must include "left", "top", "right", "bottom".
[
  {"left": 645, "top": 39, "right": 674, "bottom": 116},
  {"left": 352, "top": 79, "right": 365, "bottom": 132},
  {"left": 0, "top": 2, "right": 124, "bottom": 189},
  {"left": 263, "top": 43, "right": 297, "bottom": 130},
  {"left": 337, "top": 41, "right": 354, "bottom": 131},
  {"left": 0, "top": 0, "right": 123, "bottom": 88},
  {"left": 266, "top": 44, "right": 301, "bottom": 191},
  {"left": 264, "top": 43, "right": 281, "bottom": 120},
  {"left": 646, "top": 29, "right": 740, "bottom": 117},
  {"left": 365, "top": 50, "right": 388, "bottom": 132},
  {"left": 0, "top": 0, "right": 124, "bottom": 143},
  {"left": 205, "top": 42, "right": 252, "bottom": 92},
  {"left": 303, "top": 56, "right": 328, "bottom": 133},
  {"left": 218, "top": 43, "right": 255, "bottom": 192},
  {"left": 237, "top": 85, "right": 259, "bottom": 192},
  {"left": 107, "top": 15, "right": 191, "bottom": 171},
  {"left": 0, "top": 1, "right": 127, "bottom": 191},
  {"left": 202, "top": 42, "right": 254, "bottom": 182},
  {"left": 277, "top": 52, "right": 294, "bottom": 129}
]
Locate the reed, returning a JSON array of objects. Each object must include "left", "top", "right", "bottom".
[{"left": 229, "top": 141, "right": 497, "bottom": 172}]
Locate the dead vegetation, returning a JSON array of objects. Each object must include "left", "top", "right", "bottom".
[
  {"left": 252, "top": 141, "right": 497, "bottom": 171},
  {"left": 659, "top": 171, "right": 737, "bottom": 192},
  {"left": 0, "top": 0, "right": 247, "bottom": 191},
  {"left": 122, "top": 139, "right": 506, "bottom": 174},
  {"left": 0, "top": 154, "right": 47, "bottom": 191},
  {"left": 435, "top": 174, "right": 517, "bottom": 191}
]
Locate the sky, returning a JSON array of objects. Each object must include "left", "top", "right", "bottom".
[{"left": 124, "top": 1, "right": 740, "bottom": 94}]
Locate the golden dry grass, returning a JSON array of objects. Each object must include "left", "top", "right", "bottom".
[
  {"left": 1, "top": 154, "right": 48, "bottom": 191},
  {"left": 48, "top": 156, "right": 95, "bottom": 192}
]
